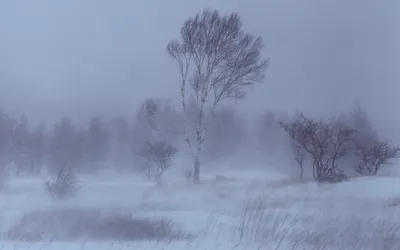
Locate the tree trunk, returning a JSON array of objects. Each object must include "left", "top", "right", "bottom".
[
  {"left": 373, "top": 166, "right": 379, "bottom": 176},
  {"left": 299, "top": 166, "right": 303, "bottom": 180},
  {"left": 193, "top": 108, "right": 205, "bottom": 183},
  {"left": 193, "top": 155, "right": 200, "bottom": 182}
]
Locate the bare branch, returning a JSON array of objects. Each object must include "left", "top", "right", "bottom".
[
  {"left": 138, "top": 140, "right": 178, "bottom": 182},
  {"left": 290, "top": 140, "right": 306, "bottom": 180},
  {"left": 167, "top": 40, "right": 192, "bottom": 149},
  {"left": 140, "top": 98, "right": 180, "bottom": 136},
  {"left": 346, "top": 102, "right": 400, "bottom": 176},
  {"left": 280, "top": 113, "right": 353, "bottom": 183},
  {"left": 355, "top": 138, "right": 400, "bottom": 176},
  {"left": 167, "top": 9, "right": 268, "bottom": 182}
]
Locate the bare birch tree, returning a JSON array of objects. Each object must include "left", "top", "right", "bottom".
[{"left": 167, "top": 9, "right": 268, "bottom": 182}]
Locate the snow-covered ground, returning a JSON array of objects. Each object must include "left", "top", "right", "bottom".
[{"left": 0, "top": 168, "right": 399, "bottom": 250}]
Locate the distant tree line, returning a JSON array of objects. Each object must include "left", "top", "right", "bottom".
[{"left": 0, "top": 98, "right": 247, "bottom": 180}]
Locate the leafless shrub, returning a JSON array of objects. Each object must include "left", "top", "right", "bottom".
[
  {"left": 138, "top": 140, "right": 178, "bottom": 182},
  {"left": 346, "top": 103, "right": 400, "bottom": 176},
  {"left": 5, "top": 208, "right": 190, "bottom": 241},
  {"left": 355, "top": 138, "right": 400, "bottom": 176},
  {"left": 44, "top": 166, "right": 79, "bottom": 199},
  {"left": 280, "top": 113, "right": 355, "bottom": 183}
]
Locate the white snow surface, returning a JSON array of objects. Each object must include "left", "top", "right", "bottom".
[{"left": 0, "top": 168, "right": 399, "bottom": 250}]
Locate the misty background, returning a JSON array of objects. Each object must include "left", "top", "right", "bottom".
[
  {"left": 0, "top": 0, "right": 399, "bottom": 144},
  {"left": 1, "top": 2, "right": 400, "bottom": 247}
]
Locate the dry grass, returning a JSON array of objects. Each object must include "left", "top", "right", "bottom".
[
  {"left": 4, "top": 208, "right": 190, "bottom": 242},
  {"left": 232, "top": 195, "right": 400, "bottom": 250},
  {"left": 236, "top": 196, "right": 298, "bottom": 249}
]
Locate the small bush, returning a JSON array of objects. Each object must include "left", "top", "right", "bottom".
[
  {"left": 354, "top": 139, "right": 400, "bottom": 176},
  {"left": 280, "top": 113, "right": 355, "bottom": 183},
  {"left": 44, "top": 168, "right": 79, "bottom": 199},
  {"left": 137, "top": 140, "right": 178, "bottom": 182}
]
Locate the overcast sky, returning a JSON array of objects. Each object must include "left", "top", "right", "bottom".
[{"left": 0, "top": 0, "right": 399, "bottom": 138}]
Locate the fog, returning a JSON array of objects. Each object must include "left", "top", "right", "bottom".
[
  {"left": 0, "top": 1, "right": 399, "bottom": 174},
  {"left": 1, "top": 2, "right": 400, "bottom": 248},
  {"left": 0, "top": 0, "right": 398, "bottom": 137}
]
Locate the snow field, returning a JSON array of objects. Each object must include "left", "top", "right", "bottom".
[{"left": 0, "top": 169, "right": 399, "bottom": 249}]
